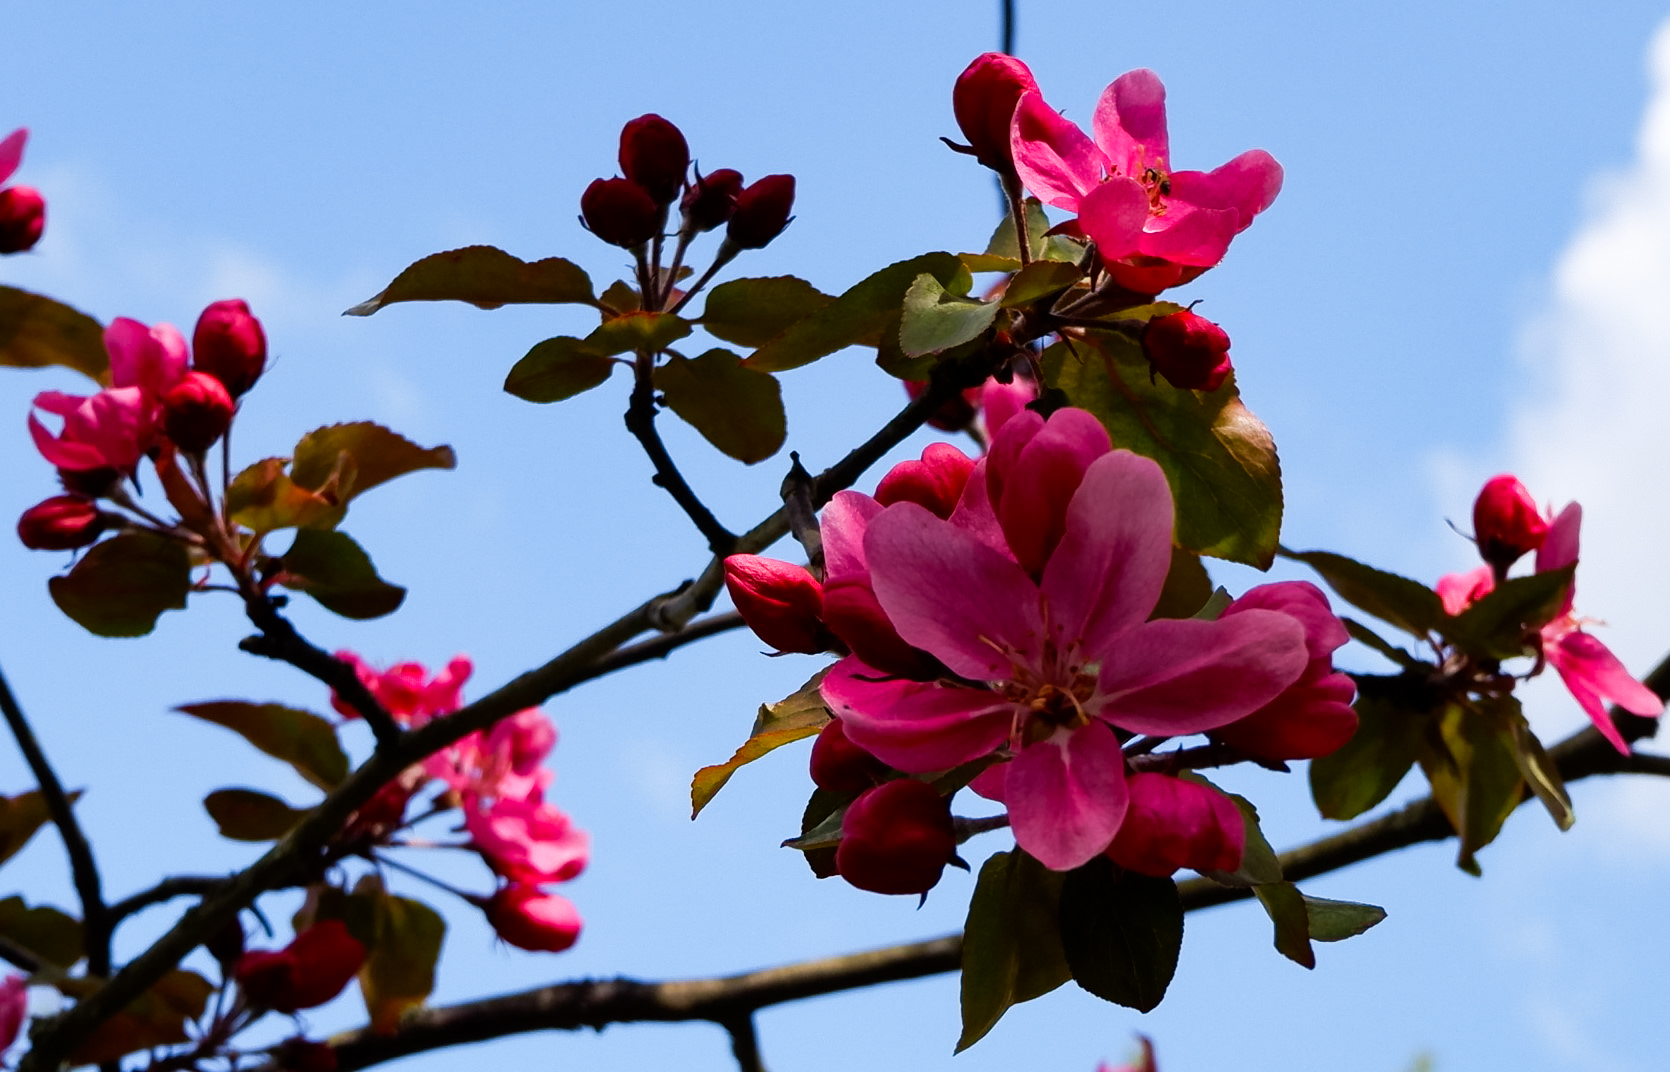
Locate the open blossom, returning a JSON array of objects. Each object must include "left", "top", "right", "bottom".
[
  {"left": 465, "top": 794, "right": 589, "bottom": 884},
  {"left": 1010, "top": 69, "right": 1282, "bottom": 294},
  {"left": 822, "top": 410, "right": 1310, "bottom": 871},
  {"left": 332, "top": 651, "right": 474, "bottom": 726}
]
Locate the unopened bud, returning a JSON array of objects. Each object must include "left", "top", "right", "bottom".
[
  {"left": 904, "top": 379, "right": 981, "bottom": 432},
  {"left": 726, "top": 174, "right": 795, "bottom": 250},
  {"left": 17, "top": 494, "right": 106, "bottom": 551},
  {"left": 580, "top": 177, "right": 660, "bottom": 249},
  {"left": 836, "top": 779, "right": 957, "bottom": 896},
  {"left": 619, "top": 114, "right": 689, "bottom": 205},
  {"left": 1105, "top": 774, "right": 1244, "bottom": 877},
  {"left": 193, "top": 299, "right": 267, "bottom": 397},
  {"left": 723, "top": 554, "right": 832, "bottom": 655},
  {"left": 1472, "top": 474, "right": 1548, "bottom": 572},
  {"left": 875, "top": 443, "right": 976, "bottom": 520},
  {"left": 681, "top": 167, "right": 743, "bottom": 234},
  {"left": 233, "top": 920, "right": 366, "bottom": 1013},
  {"left": 952, "top": 53, "right": 1039, "bottom": 173},
  {"left": 0, "top": 185, "right": 44, "bottom": 254},
  {"left": 809, "top": 718, "right": 889, "bottom": 794},
  {"left": 161, "top": 371, "right": 235, "bottom": 453},
  {"left": 485, "top": 884, "right": 582, "bottom": 953},
  {"left": 1142, "top": 309, "right": 1232, "bottom": 392}
]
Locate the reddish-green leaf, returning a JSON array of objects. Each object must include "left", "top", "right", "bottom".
[
  {"left": 1252, "top": 881, "right": 1315, "bottom": 969},
  {"left": 275, "top": 528, "right": 406, "bottom": 620},
  {"left": 0, "top": 789, "right": 78, "bottom": 868},
  {"left": 693, "top": 669, "right": 830, "bottom": 818},
  {"left": 583, "top": 311, "right": 692, "bottom": 356},
  {"left": 227, "top": 457, "right": 348, "bottom": 533},
  {"left": 0, "top": 286, "right": 109, "bottom": 383},
  {"left": 503, "top": 336, "right": 616, "bottom": 403},
  {"left": 1282, "top": 548, "right": 1447, "bottom": 639},
  {"left": 290, "top": 422, "right": 456, "bottom": 503},
  {"left": 0, "top": 896, "right": 83, "bottom": 968},
  {"left": 204, "top": 788, "right": 310, "bottom": 842},
  {"left": 700, "top": 276, "right": 834, "bottom": 347},
  {"left": 175, "top": 702, "right": 349, "bottom": 790},
  {"left": 63, "top": 970, "right": 213, "bottom": 1065},
  {"left": 1058, "top": 858, "right": 1182, "bottom": 1013},
  {"left": 356, "top": 878, "right": 446, "bottom": 1035},
  {"left": 899, "top": 274, "right": 999, "bottom": 358},
  {"left": 1443, "top": 566, "right": 1575, "bottom": 661},
  {"left": 745, "top": 253, "right": 970, "bottom": 373},
  {"left": 599, "top": 280, "right": 642, "bottom": 314},
  {"left": 1045, "top": 334, "right": 1282, "bottom": 569},
  {"left": 958, "top": 850, "right": 1071, "bottom": 1052},
  {"left": 48, "top": 532, "right": 192, "bottom": 637},
  {"left": 1309, "top": 674, "right": 1432, "bottom": 821},
  {"left": 655, "top": 348, "right": 786, "bottom": 464},
  {"left": 344, "top": 246, "right": 595, "bottom": 315}
]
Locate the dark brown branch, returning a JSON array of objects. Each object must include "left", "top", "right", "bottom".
[
  {"left": 0, "top": 661, "right": 110, "bottom": 977},
  {"left": 625, "top": 351, "right": 738, "bottom": 557},
  {"left": 237, "top": 596, "right": 402, "bottom": 747},
  {"left": 721, "top": 1014, "right": 767, "bottom": 1072},
  {"left": 0, "top": 934, "right": 43, "bottom": 975},
  {"left": 577, "top": 612, "right": 745, "bottom": 684},
  {"left": 107, "top": 876, "right": 226, "bottom": 928}
]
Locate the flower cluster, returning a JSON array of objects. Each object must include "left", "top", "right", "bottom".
[{"left": 0, "top": 127, "right": 45, "bottom": 254}]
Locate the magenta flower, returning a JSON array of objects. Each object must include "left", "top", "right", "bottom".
[
  {"left": 28, "top": 386, "right": 151, "bottom": 473},
  {"left": 466, "top": 795, "right": 590, "bottom": 884},
  {"left": 1010, "top": 69, "right": 1283, "bottom": 294},
  {"left": 822, "top": 448, "right": 1309, "bottom": 870}
]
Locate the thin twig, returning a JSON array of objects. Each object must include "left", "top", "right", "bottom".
[
  {"left": 236, "top": 595, "right": 403, "bottom": 747},
  {"left": 624, "top": 350, "right": 738, "bottom": 556},
  {"left": 722, "top": 1014, "right": 767, "bottom": 1072},
  {"left": 578, "top": 612, "right": 746, "bottom": 683},
  {"left": 0, "top": 662, "right": 109, "bottom": 977},
  {"left": 107, "top": 876, "right": 226, "bottom": 928}
]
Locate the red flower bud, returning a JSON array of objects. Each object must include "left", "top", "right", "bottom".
[
  {"left": 904, "top": 379, "right": 982, "bottom": 432},
  {"left": 618, "top": 114, "right": 689, "bottom": 206},
  {"left": 1105, "top": 774, "right": 1244, "bottom": 878},
  {"left": 809, "top": 718, "right": 889, "bottom": 794},
  {"left": 234, "top": 920, "right": 366, "bottom": 1013},
  {"left": 681, "top": 167, "right": 743, "bottom": 234},
  {"left": 161, "top": 370, "right": 236, "bottom": 453},
  {"left": 193, "top": 299, "right": 267, "bottom": 398},
  {"left": 0, "top": 186, "right": 44, "bottom": 254},
  {"left": 485, "top": 884, "right": 582, "bottom": 953},
  {"left": 17, "top": 494, "right": 106, "bottom": 551},
  {"left": 1473, "top": 474, "right": 1548, "bottom": 572},
  {"left": 723, "top": 554, "right": 833, "bottom": 655},
  {"left": 952, "top": 53, "right": 1039, "bottom": 173},
  {"left": 875, "top": 443, "right": 976, "bottom": 520},
  {"left": 726, "top": 175, "right": 795, "bottom": 250},
  {"left": 580, "top": 177, "right": 660, "bottom": 249},
  {"left": 835, "top": 779, "right": 957, "bottom": 896},
  {"left": 273, "top": 1038, "right": 337, "bottom": 1072},
  {"left": 1142, "top": 309, "right": 1232, "bottom": 392}
]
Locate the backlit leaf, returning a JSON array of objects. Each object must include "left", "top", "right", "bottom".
[
  {"left": 693, "top": 669, "right": 830, "bottom": 818},
  {"left": 1282, "top": 549, "right": 1447, "bottom": 639},
  {"left": 64, "top": 970, "right": 213, "bottom": 1065},
  {"left": 175, "top": 702, "right": 349, "bottom": 790},
  {"left": 275, "top": 529, "right": 406, "bottom": 619},
  {"left": 1252, "top": 881, "right": 1315, "bottom": 969},
  {"left": 1505, "top": 699, "right": 1575, "bottom": 831},
  {"left": 999, "top": 260, "right": 1084, "bottom": 309},
  {"left": 583, "top": 311, "right": 692, "bottom": 356},
  {"left": 48, "top": 532, "right": 192, "bottom": 637},
  {"left": 0, "top": 896, "right": 83, "bottom": 968},
  {"left": 344, "top": 246, "right": 595, "bottom": 315},
  {"left": 503, "top": 336, "right": 616, "bottom": 403},
  {"left": 290, "top": 422, "right": 456, "bottom": 504},
  {"left": 357, "top": 882, "right": 446, "bottom": 1035},
  {"left": 227, "top": 457, "right": 348, "bottom": 533},
  {"left": 204, "top": 788, "right": 310, "bottom": 842},
  {"left": 655, "top": 348, "right": 786, "bottom": 464},
  {"left": 899, "top": 274, "right": 999, "bottom": 358},
  {"left": 1443, "top": 566, "right": 1575, "bottom": 661},
  {"left": 1302, "top": 895, "right": 1387, "bottom": 942},
  {"left": 0, "top": 287, "right": 108, "bottom": 383},
  {"left": 0, "top": 789, "right": 75, "bottom": 868},
  {"left": 700, "top": 276, "right": 834, "bottom": 347}
]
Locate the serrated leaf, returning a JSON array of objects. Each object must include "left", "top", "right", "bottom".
[
  {"left": 899, "top": 274, "right": 999, "bottom": 358},
  {"left": 1309, "top": 674, "right": 1433, "bottom": 820},
  {"left": 957, "top": 850, "right": 1071, "bottom": 1052},
  {"left": 290, "top": 422, "right": 456, "bottom": 505},
  {"left": 64, "top": 970, "right": 213, "bottom": 1065},
  {"left": 0, "top": 789, "right": 78, "bottom": 868},
  {"left": 0, "top": 286, "right": 109, "bottom": 383},
  {"left": 1443, "top": 566, "right": 1575, "bottom": 661},
  {"left": 48, "top": 532, "right": 192, "bottom": 637},
  {"left": 175, "top": 702, "right": 350, "bottom": 791},
  {"left": 1282, "top": 548, "right": 1446, "bottom": 639},
  {"left": 274, "top": 529, "right": 406, "bottom": 619},
  {"left": 700, "top": 276, "right": 834, "bottom": 347},
  {"left": 999, "top": 260, "right": 1084, "bottom": 309},
  {"left": 693, "top": 670, "right": 832, "bottom": 819},
  {"left": 1302, "top": 895, "right": 1387, "bottom": 942},
  {"left": 1058, "top": 858, "right": 1182, "bottom": 1012},
  {"left": 358, "top": 886, "right": 446, "bottom": 1035},
  {"left": 1043, "top": 334, "right": 1282, "bottom": 568},
  {"left": 0, "top": 896, "right": 83, "bottom": 968},
  {"left": 745, "top": 253, "right": 969, "bottom": 373},
  {"left": 345, "top": 246, "right": 595, "bottom": 315},
  {"left": 1252, "top": 881, "right": 1315, "bottom": 969},
  {"left": 583, "top": 311, "right": 692, "bottom": 356},
  {"left": 502, "top": 336, "right": 616, "bottom": 403},
  {"left": 204, "top": 788, "right": 310, "bottom": 842},
  {"left": 227, "top": 457, "right": 349, "bottom": 534},
  {"left": 655, "top": 348, "right": 786, "bottom": 464}
]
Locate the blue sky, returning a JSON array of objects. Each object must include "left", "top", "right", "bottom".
[{"left": 5, "top": 3, "right": 1670, "bottom": 1070}]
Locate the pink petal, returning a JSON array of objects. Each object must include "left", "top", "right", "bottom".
[
  {"left": 822, "top": 656, "right": 1016, "bottom": 773},
  {"left": 29, "top": 412, "right": 104, "bottom": 470},
  {"left": 947, "top": 457, "right": 1013, "bottom": 558},
  {"left": 1093, "top": 69, "right": 1170, "bottom": 177},
  {"left": 1106, "top": 772, "right": 1244, "bottom": 877},
  {"left": 1041, "top": 450, "right": 1174, "bottom": 654},
  {"left": 1097, "top": 611, "right": 1309, "bottom": 736},
  {"left": 1536, "top": 502, "right": 1581, "bottom": 574},
  {"left": 1223, "top": 581, "right": 1348, "bottom": 661},
  {"left": 1005, "top": 721, "right": 1129, "bottom": 870},
  {"left": 1436, "top": 566, "right": 1494, "bottom": 617},
  {"left": 866, "top": 503, "right": 1045, "bottom": 679},
  {"left": 1077, "top": 177, "right": 1150, "bottom": 259},
  {"left": 994, "top": 407, "right": 1113, "bottom": 576},
  {"left": 821, "top": 490, "right": 883, "bottom": 584},
  {"left": 1549, "top": 630, "right": 1663, "bottom": 754},
  {"left": 1011, "top": 91, "right": 1107, "bottom": 211},
  {"left": 985, "top": 409, "right": 1043, "bottom": 509},
  {"left": 104, "top": 318, "right": 189, "bottom": 398},
  {"left": 980, "top": 377, "right": 1036, "bottom": 439},
  {"left": 0, "top": 128, "right": 24, "bottom": 186},
  {"left": 1137, "top": 201, "right": 1237, "bottom": 267},
  {"left": 1167, "top": 150, "right": 1284, "bottom": 233}
]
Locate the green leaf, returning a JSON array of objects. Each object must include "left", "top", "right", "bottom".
[
  {"left": 203, "top": 788, "right": 310, "bottom": 842},
  {"left": 1191, "top": 779, "right": 1283, "bottom": 888},
  {"left": 356, "top": 878, "right": 446, "bottom": 1035},
  {"left": 599, "top": 279, "right": 642, "bottom": 314},
  {"left": 1505, "top": 699, "right": 1575, "bottom": 831},
  {"left": 700, "top": 276, "right": 834, "bottom": 347},
  {"left": 981, "top": 198, "right": 1082, "bottom": 265},
  {"left": 796, "top": 787, "right": 848, "bottom": 878},
  {"left": 745, "top": 253, "right": 969, "bottom": 373},
  {"left": 1341, "top": 617, "right": 1424, "bottom": 670},
  {"left": 290, "top": 422, "right": 456, "bottom": 506},
  {"left": 583, "top": 311, "right": 692, "bottom": 356},
  {"left": 1058, "top": 858, "right": 1183, "bottom": 1013},
  {"left": 655, "top": 348, "right": 786, "bottom": 464},
  {"left": 1282, "top": 549, "right": 1447, "bottom": 639},
  {"left": 0, "top": 896, "right": 83, "bottom": 968},
  {"left": 1302, "top": 895, "right": 1387, "bottom": 942},
  {"left": 1422, "top": 704, "right": 1525, "bottom": 873},
  {"left": 274, "top": 528, "right": 406, "bottom": 619},
  {"left": 1252, "top": 881, "right": 1315, "bottom": 969},
  {"left": 503, "top": 336, "right": 616, "bottom": 403},
  {"left": 64, "top": 970, "right": 213, "bottom": 1065},
  {"left": 0, "top": 286, "right": 109, "bottom": 383},
  {"left": 1443, "top": 566, "right": 1575, "bottom": 661},
  {"left": 1149, "top": 547, "right": 1214, "bottom": 620},
  {"left": 174, "top": 702, "right": 350, "bottom": 791},
  {"left": 898, "top": 274, "right": 999, "bottom": 358},
  {"left": 0, "top": 789, "right": 78, "bottom": 868},
  {"left": 227, "top": 457, "right": 348, "bottom": 534},
  {"left": 1309, "top": 674, "right": 1433, "bottom": 821},
  {"left": 344, "top": 246, "right": 595, "bottom": 315},
  {"left": 1043, "top": 334, "right": 1282, "bottom": 568},
  {"left": 692, "top": 669, "right": 831, "bottom": 818},
  {"left": 999, "top": 260, "right": 1084, "bottom": 309},
  {"left": 48, "top": 532, "right": 192, "bottom": 637},
  {"left": 957, "top": 850, "right": 1072, "bottom": 1052}
]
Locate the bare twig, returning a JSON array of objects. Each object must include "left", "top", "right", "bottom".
[
  {"left": 722, "top": 1014, "right": 767, "bottom": 1072},
  {"left": 237, "top": 595, "right": 402, "bottom": 747},
  {"left": 625, "top": 350, "right": 738, "bottom": 556},
  {"left": 106, "top": 876, "right": 226, "bottom": 928}
]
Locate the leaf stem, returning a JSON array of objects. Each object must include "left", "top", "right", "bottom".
[{"left": 624, "top": 350, "right": 739, "bottom": 556}]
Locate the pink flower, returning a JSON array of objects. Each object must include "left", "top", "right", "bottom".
[
  {"left": 331, "top": 652, "right": 473, "bottom": 726},
  {"left": 1010, "top": 70, "right": 1282, "bottom": 294},
  {"left": 28, "top": 386, "right": 152, "bottom": 473},
  {"left": 465, "top": 794, "right": 589, "bottom": 884},
  {"left": 0, "top": 128, "right": 45, "bottom": 255},
  {"left": 822, "top": 445, "right": 1309, "bottom": 870},
  {"left": 1105, "top": 773, "right": 1244, "bottom": 877},
  {"left": 1436, "top": 564, "right": 1494, "bottom": 617},
  {"left": 105, "top": 317, "right": 189, "bottom": 402},
  {"left": 485, "top": 884, "right": 582, "bottom": 953},
  {"left": 0, "top": 974, "right": 25, "bottom": 1055},
  {"left": 874, "top": 442, "right": 976, "bottom": 520},
  {"left": 429, "top": 707, "right": 556, "bottom": 803}
]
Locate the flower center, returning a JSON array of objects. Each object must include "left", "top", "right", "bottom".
[{"left": 1140, "top": 166, "right": 1171, "bottom": 213}]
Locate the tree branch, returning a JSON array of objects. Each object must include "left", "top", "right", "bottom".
[
  {"left": 721, "top": 1014, "right": 767, "bottom": 1072},
  {"left": 0, "top": 661, "right": 110, "bottom": 977},
  {"left": 237, "top": 595, "right": 403, "bottom": 747},
  {"left": 625, "top": 351, "right": 738, "bottom": 557},
  {"left": 106, "top": 876, "right": 227, "bottom": 929}
]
